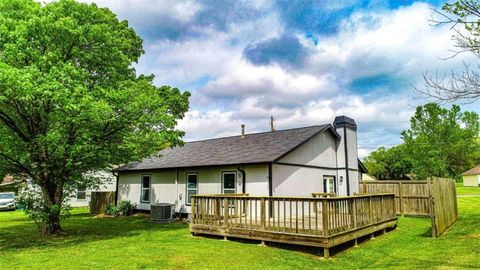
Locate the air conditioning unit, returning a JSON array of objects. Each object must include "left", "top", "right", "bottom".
[{"left": 151, "top": 203, "right": 175, "bottom": 222}]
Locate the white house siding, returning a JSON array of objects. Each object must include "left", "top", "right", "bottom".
[
  {"left": 272, "top": 164, "right": 337, "bottom": 196},
  {"left": 463, "top": 175, "right": 480, "bottom": 186},
  {"left": 244, "top": 165, "right": 269, "bottom": 196},
  {"left": 118, "top": 165, "right": 270, "bottom": 214},
  {"left": 66, "top": 171, "right": 117, "bottom": 207},
  {"left": 279, "top": 132, "right": 337, "bottom": 167},
  {"left": 274, "top": 132, "right": 344, "bottom": 196}
]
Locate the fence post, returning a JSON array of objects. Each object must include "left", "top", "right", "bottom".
[
  {"left": 398, "top": 182, "right": 404, "bottom": 216},
  {"left": 368, "top": 196, "right": 373, "bottom": 223},
  {"left": 429, "top": 178, "right": 436, "bottom": 238}
]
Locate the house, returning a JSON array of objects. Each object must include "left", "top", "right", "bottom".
[
  {"left": 362, "top": 173, "right": 377, "bottom": 181},
  {"left": 16, "top": 171, "right": 116, "bottom": 207},
  {"left": 461, "top": 166, "right": 480, "bottom": 187},
  {"left": 0, "top": 175, "right": 26, "bottom": 195},
  {"left": 114, "top": 116, "right": 366, "bottom": 215},
  {"left": 67, "top": 171, "right": 117, "bottom": 207}
]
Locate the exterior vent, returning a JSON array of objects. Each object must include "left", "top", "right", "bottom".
[{"left": 151, "top": 203, "right": 175, "bottom": 222}]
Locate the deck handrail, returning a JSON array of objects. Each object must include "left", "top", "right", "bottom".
[
  {"left": 190, "top": 193, "right": 397, "bottom": 238},
  {"left": 312, "top": 192, "right": 336, "bottom": 198},
  {"left": 192, "top": 193, "right": 395, "bottom": 200}
]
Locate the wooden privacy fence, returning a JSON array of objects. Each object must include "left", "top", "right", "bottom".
[
  {"left": 90, "top": 191, "right": 116, "bottom": 214},
  {"left": 190, "top": 193, "right": 397, "bottom": 258},
  {"left": 360, "top": 178, "right": 458, "bottom": 237},
  {"left": 430, "top": 177, "right": 458, "bottom": 238},
  {"left": 360, "top": 181, "right": 431, "bottom": 216}
]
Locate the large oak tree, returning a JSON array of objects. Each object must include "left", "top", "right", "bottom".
[{"left": 0, "top": 0, "right": 189, "bottom": 234}]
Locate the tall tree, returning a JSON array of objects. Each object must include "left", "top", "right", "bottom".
[
  {"left": 363, "top": 144, "right": 412, "bottom": 180},
  {"left": 401, "top": 103, "right": 480, "bottom": 179},
  {"left": 0, "top": 0, "right": 190, "bottom": 234},
  {"left": 419, "top": 0, "right": 480, "bottom": 102}
]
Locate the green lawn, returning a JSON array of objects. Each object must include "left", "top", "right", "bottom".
[
  {"left": 456, "top": 182, "right": 480, "bottom": 195},
  {"left": 1, "top": 198, "right": 479, "bottom": 270}
]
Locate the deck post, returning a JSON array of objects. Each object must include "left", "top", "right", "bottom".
[
  {"left": 216, "top": 198, "right": 221, "bottom": 225},
  {"left": 370, "top": 233, "right": 375, "bottom": 240},
  {"left": 323, "top": 248, "right": 330, "bottom": 259},
  {"left": 191, "top": 197, "right": 196, "bottom": 224},
  {"left": 261, "top": 198, "right": 266, "bottom": 230},
  {"left": 351, "top": 198, "right": 357, "bottom": 229},
  {"left": 223, "top": 198, "right": 229, "bottom": 227},
  {"left": 258, "top": 240, "right": 266, "bottom": 247},
  {"left": 322, "top": 200, "right": 329, "bottom": 236},
  {"left": 354, "top": 238, "right": 358, "bottom": 247}
]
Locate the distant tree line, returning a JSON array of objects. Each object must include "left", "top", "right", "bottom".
[{"left": 363, "top": 103, "right": 480, "bottom": 180}]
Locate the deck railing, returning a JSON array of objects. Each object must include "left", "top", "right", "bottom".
[{"left": 191, "top": 193, "right": 396, "bottom": 237}]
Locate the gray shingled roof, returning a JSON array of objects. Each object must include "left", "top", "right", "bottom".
[{"left": 114, "top": 124, "right": 339, "bottom": 172}]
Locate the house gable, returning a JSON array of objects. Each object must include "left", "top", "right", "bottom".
[{"left": 277, "top": 131, "right": 338, "bottom": 168}]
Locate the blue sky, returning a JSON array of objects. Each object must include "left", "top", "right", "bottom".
[{"left": 75, "top": 0, "right": 478, "bottom": 157}]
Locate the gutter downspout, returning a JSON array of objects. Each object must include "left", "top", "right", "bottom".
[
  {"left": 343, "top": 127, "right": 350, "bottom": 196},
  {"left": 268, "top": 163, "right": 273, "bottom": 217},
  {"left": 113, "top": 171, "right": 119, "bottom": 205},
  {"left": 175, "top": 169, "right": 180, "bottom": 216},
  {"left": 237, "top": 167, "right": 246, "bottom": 194}
]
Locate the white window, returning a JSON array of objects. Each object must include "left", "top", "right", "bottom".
[
  {"left": 76, "top": 186, "right": 86, "bottom": 200},
  {"left": 222, "top": 172, "right": 236, "bottom": 194},
  {"left": 323, "top": 176, "right": 335, "bottom": 194},
  {"left": 186, "top": 173, "right": 198, "bottom": 205},
  {"left": 141, "top": 175, "right": 150, "bottom": 203}
]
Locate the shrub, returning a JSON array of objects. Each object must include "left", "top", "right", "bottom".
[
  {"left": 17, "top": 189, "right": 71, "bottom": 233},
  {"left": 117, "top": 200, "right": 136, "bottom": 216},
  {"left": 105, "top": 205, "right": 120, "bottom": 216}
]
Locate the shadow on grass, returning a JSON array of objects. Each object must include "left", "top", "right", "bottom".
[{"left": 0, "top": 210, "right": 188, "bottom": 251}]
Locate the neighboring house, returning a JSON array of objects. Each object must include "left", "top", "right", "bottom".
[
  {"left": 67, "top": 171, "right": 117, "bottom": 207},
  {"left": 18, "top": 171, "right": 116, "bottom": 207},
  {"left": 362, "top": 173, "right": 377, "bottom": 181},
  {"left": 0, "top": 176, "right": 26, "bottom": 195},
  {"left": 461, "top": 166, "right": 480, "bottom": 187},
  {"left": 114, "top": 116, "right": 367, "bottom": 215}
]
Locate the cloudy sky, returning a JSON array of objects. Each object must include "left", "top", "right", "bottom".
[{"left": 74, "top": 0, "right": 478, "bottom": 157}]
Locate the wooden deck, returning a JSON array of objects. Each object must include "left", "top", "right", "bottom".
[{"left": 189, "top": 193, "right": 398, "bottom": 258}]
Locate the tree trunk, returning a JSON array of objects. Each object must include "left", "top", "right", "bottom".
[{"left": 40, "top": 183, "right": 65, "bottom": 235}]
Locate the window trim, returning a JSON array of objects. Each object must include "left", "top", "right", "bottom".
[
  {"left": 76, "top": 187, "right": 87, "bottom": 200},
  {"left": 141, "top": 174, "right": 151, "bottom": 203},
  {"left": 221, "top": 171, "right": 237, "bottom": 194},
  {"left": 186, "top": 172, "right": 199, "bottom": 206},
  {"left": 323, "top": 175, "right": 337, "bottom": 194}
]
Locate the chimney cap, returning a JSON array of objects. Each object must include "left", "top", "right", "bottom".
[{"left": 333, "top": 115, "right": 357, "bottom": 130}]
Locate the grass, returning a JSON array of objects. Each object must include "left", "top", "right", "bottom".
[
  {"left": 1, "top": 198, "right": 479, "bottom": 270},
  {"left": 456, "top": 182, "right": 480, "bottom": 195}
]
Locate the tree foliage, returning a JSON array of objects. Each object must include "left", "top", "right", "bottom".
[
  {"left": 0, "top": 0, "right": 190, "bottom": 234},
  {"left": 401, "top": 103, "right": 480, "bottom": 179},
  {"left": 363, "top": 144, "right": 412, "bottom": 180},
  {"left": 364, "top": 103, "right": 480, "bottom": 180}
]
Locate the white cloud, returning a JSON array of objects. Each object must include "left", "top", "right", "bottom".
[{"left": 37, "top": 1, "right": 480, "bottom": 158}]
